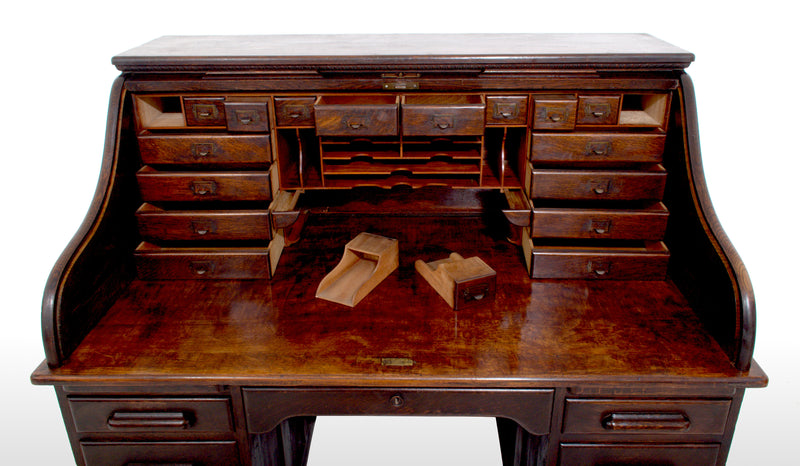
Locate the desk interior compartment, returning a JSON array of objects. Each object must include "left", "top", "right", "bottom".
[{"left": 133, "top": 95, "right": 186, "bottom": 129}]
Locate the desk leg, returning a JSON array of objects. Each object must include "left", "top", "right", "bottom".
[
  {"left": 253, "top": 416, "right": 316, "bottom": 466},
  {"left": 496, "top": 417, "right": 545, "bottom": 466}
]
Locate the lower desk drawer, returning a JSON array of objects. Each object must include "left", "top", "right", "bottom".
[
  {"left": 523, "top": 236, "right": 669, "bottom": 280},
  {"left": 68, "top": 397, "right": 233, "bottom": 434},
  {"left": 135, "top": 243, "right": 272, "bottom": 279},
  {"left": 242, "top": 388, "right": 553, "bottom": 435},
  {"left": 81, "top": 441, "right": 239, "bottom": 466},
  {"left": 563, "top": 398, "right": 731, "bottom": 437},
  {"left": 137, "top": 167, "right": 272, "bottom": 202},
  {"left": 531, "top": 202, "right": 668, "bottom": 240},
  {"left": 136, "top": 204, "right": 271, "bottom": 241},
  {"left": 559, "top": 443, "right": 720, "bottom": 466}
]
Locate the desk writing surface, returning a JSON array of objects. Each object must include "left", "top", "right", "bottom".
[{"left": 33, "top": 213, "right": 761, "bottom": 387}]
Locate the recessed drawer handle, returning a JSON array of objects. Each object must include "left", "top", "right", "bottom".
[
  {"left": 107, "top": 411, "right": 190, "bottom": 429},
  {"left": 236, "top": 110, "right": 257, "bottom": 125},
  {"left": 591, "top": 220, "right": 611, "bottom": 235},
  {"left": 347, "top": 120, "right": 365, "bottom": 129},
  {"left": 601, "top": 412, "right": 690, "bottom": 431},
  {"left": 190, "top": 261, "right": 216, "bottom": 276},
  {"left": 191, "top": 220, "right": 217, "bottom": 236},
  {"left": 190, "top": 180, "right": 217, "bottom": 196},
  {"left": 191, "top": 143, "right": 214, "bottom": 158},
  {"left": 586, "top": 141, "right": 611, "bottom": 156}
]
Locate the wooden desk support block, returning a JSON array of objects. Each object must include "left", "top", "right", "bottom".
[
  {"left": 415, "top": 253, "right": 497, "bottom": 310},
  {"left": 316, "top": 232, "right": 399, "bottom": 307}
]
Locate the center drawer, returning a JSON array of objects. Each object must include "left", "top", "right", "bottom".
[
  {"left": 68, "top": 397, "right": 234, "bottom": 433},
  {"left": 402, "top": 94, "right": 486, "bottom": 136},
  {"left": 242, "top": 388, "right": 553, "bottom": 435},
  {"left": 314, "top": 95, "right": 399, "bottom": 136}
]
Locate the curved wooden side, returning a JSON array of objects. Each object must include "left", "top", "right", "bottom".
[
  {"left": 664, "top": 73, "right": 756, "bottom": 371},
  {"left": 41, "top": 76, "right": 139, "bottom": 367}
]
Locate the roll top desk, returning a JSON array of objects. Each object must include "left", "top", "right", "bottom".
[{"left": 31, "top": 34, "right": 767, "bottom": 465}]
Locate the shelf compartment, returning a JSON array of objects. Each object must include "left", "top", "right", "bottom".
[
  {"left": 323, "top": 157, "right": 481, "bottom": 176},
  {"left": 133, "top": 95, "right": 186, "bottom": 129},
  {"left": 315, "top": 95, "right": 399, "bottom": 136},
  {"left": 323, "top": 173, "right": 481, "bottom": 190},
  {"left": 619, "top": 93, "right": 670, "bottom": 127},
  {"left": 401, "top": 137, "right": 483, "bottom": 160},
  {"left": 402, "top": 94, "right": 485, "bottom": 136},
  {"left": 320, "top": 137, "right": 401, "bottom": 160}
]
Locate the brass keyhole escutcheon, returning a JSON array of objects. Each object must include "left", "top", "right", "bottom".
[{"left": 389, "top": 395, "right": 405, "bottom": 408}]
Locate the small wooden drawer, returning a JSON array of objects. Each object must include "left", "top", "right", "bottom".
[
  {"left": 81, "top": 441, "right": 239, "bottom": 466},
  {"left": 135, "top": 243, "right": 272, "bottom": 279},
  {"left": 531, "top": 133, "right": 666, "bottom": 164},
  {"left": 136, "top": 204, "right": 271, "bottom": 241},
  {"left": 576, "top": 95, "right": 620, "bottom": 126},
  {"left": 562, "top": 398, "right": 732, "bottom": 436},
  {"left": 68, "top": 397, "right": 234, "bottom": 433},
  {"left": 315, "top": 95, "right": 399, "bottom": 136},
  {"left": 275, "top": 96, "right": 316, "bottom": 126},
  {"left": 136, "top": 167, "right": 272, "bottom": 202},
  {"left": 486, "top": 95, "right": 528, "bottom": 125},
  {"left": 559, "top": 443, "right": 720, "bottom": 466},
  {"left": 224, "top": 101, "right": 269, "bottom": 132},
  {"left": 402, "top": 94, "right": 485, "bottom": 136},
  {"left": 243, "top": 388, "right": 553, "bottom": 435},
  {"left": 523, "top": 237, "right": 669, "bottom": 280},
  {"left": 184, "top": 97, "right": 227, "bottom": 126},
  {"left": 138, "top": 133, "right": 271, "bottom": 166},
  {"left": 532, "top": 96, "right": 577, "bottom": 130},
  {"left": 531, "top": 202, "right": 669, "bottom": 240},
  {"left": 528, "top": 165, "right": 667, "bottom": 201}
]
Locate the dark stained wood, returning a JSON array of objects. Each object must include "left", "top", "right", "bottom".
[
  {"left": 33, "top": 34, "right": 765, "bottom": 466},
  {"left": 138, "top": 133, "right": 271, "bottom": 166}
]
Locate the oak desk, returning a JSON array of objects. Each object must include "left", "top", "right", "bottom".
[{"left": 32, "top": 34, "right": 766, "bottom": 465}]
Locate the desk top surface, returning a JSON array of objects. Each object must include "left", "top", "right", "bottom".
[
  {"left": 112, "top": 33, "right": 694, "bottom": 72},
  {"left": 32, "top": 209, "right": 764, "bottom": 388}
]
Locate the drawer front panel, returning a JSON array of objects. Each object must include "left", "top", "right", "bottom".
[
  {"left": 486, "top": 95, "right": 528, "bottom": 125},
  {"left": 533, "top": 97, "right": 577, "bottom": 130},
  {"left": 530, "top": 243, "right": 669, "bottom": 280},
  {"left": 243, "top": 388, "right": 553, "bottom": 435},
  {"left": 184, "top": 97, "right": 226, "bottom": 126},
  {"left": 315, "top": 101, "right": 399, "bottom": 136},
  {"left": 531, "top": 133, "right": 665, "bottom": 164},
  {"left": 402, "top": 106, "right": 485, "bottom": 136},
  {"left": 138, "top": 134, "right": 271, "bottom": 165},
  {"left": 563, "top": 398, "right": 731, "bottom": 436},
  {"left": 137, "top": 170, "right": 272, "bottom": 202},
  {"left": 224, "top": 101, "right": 269, "bottom": 132},
  {"left": 576, "top": 95, "right": 620, "bottom": 126},
  {"left": 275, "top": 96, "right": 316, "bottom": 126},
  {"left": 69, "top": 397, "right": 233, "bottom": 433},
  {"left": 81, "top": 441, "right": 239, "bottom": 466},
  {"left": 559, "top": 443, "right": 720, "bottom": 466},
  {"left": 531, "top": 204, "right": 669, "bottom": 240},
  {"left": 136, "top": 207, "right": 271, "bottom": 241},
  {"left": 530, "top": 167, "right": 667, "bottom": 201},
  {"left": 135, "top": 247, "right": 271, "bottom": 279}
]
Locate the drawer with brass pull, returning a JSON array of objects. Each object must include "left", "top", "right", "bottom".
[
  {"left": 531, "top": 133, "right": 666, "bottom": 164},
  {"left": 522, "top": 235, "right": 670, "bottom": 280},
  {"left": 533, "top": 96, "right": 577, "bottom": 130},
  {"left": 527, "top": 164, "right": 667, "bottom": 201},
  {"left": 275, "top": 96, "right": 316, "bottom": 127},
  {"left": 486, "top": 95, "right": 528, "bottom": 126},
  {"left": 531, "top": 202, "right": 669, "bottom": 240},
  {"left": 314, "top": 95, "right": 399, "bottom": 136},
  {"left": 134, "top": 243, "right": 272, "bottom": 279},
  {"left": 136, "top": 167, "right": 272, "bottom": 202},
  {"left": 138, "top": 133, "right": 271, "bottom": 166},
  {"left": 562, "top": 398, "right": 732, "bottom": 437},
  {"left": 135, "top": 204, "right": 271, "bottom": 242},
  {"left": 576, "top": 95, "right": 620, "bottom": 126},
  {"left": 402, "top": 94, "right": 485, "bottom": 136},
  {"left": 68, "top": 397, "right": 234, "bottom": 433}
]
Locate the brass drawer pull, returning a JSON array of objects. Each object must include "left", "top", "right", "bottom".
[
  {"left": 591, "top": 219, "right": 611, "bottom": 235},
  {"left": 588, "top": 260, "right": 610, "bottom": 276},
  {"left": 190, "top": 261, "right": 216, "bottom": 276},
  {"left": 586, "top": 141, "right": 611, "bottom": 156},
  {"left": 347, "top": 120, "right": 365, "bottom": 129},
  {"left": 601, "top": 412, "right": 690, "bottom": 431},
  {"left": 190, "top": 180, "right": 217, "bottom": 196},
  {"left": 107, "top": 411, "right": 190, "bottom": 430},
  {"left": 191, "top": 220, "right": 217, "bottom": 236},
  {"left": 191, "top": 143, "right": 214, "bottom": 158},
  {"left": 235, "top": 109, "right": 257, "bottom": 125}
]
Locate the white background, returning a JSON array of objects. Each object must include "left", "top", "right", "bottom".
[{"left": 2, "top": 1, "right": 796, "bottom": 464}]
